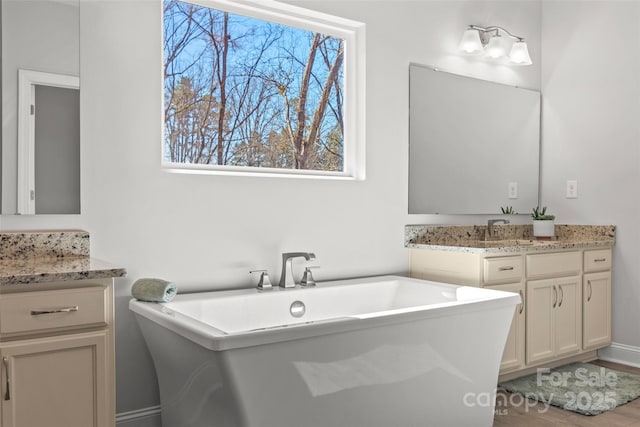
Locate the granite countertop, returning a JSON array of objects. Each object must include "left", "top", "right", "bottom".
[
  {"left": 405, "top": 224, "right": 616, "bottom": 254},
  {"left": 0, "top": 256, "right": 127, "bottom": 286},
  {"left": 406, "top": 239, "right": 615, "bottom": 254},
  {"left": 0, "top": 230, "right": 126, "bottom": 286}
]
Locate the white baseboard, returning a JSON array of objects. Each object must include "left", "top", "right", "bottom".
[
  {"left": 598, "top": 342, "right": 640, "bottom": 368},
  {"left": 116, "top": 405, "right": 161, "bottom": 427}
]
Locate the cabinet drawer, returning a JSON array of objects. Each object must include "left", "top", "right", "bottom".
[
  {"left": 484, "top": 256, "right": 523, "bottom": 284},
  {"left": 526, "top": 251, "right": 581, "bottom": 278},
  {"left": 0, "top": 287, "right": 107, "bottom": 335},
  {"left": 584, "top": 249, "right": 612, "bottom": 272}
]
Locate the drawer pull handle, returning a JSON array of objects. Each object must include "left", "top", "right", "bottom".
[
  {"left": 3, "top": 357, "right": 9, "bottom": 401},
  {"left": 30, "top": 306, "right": 79, "bottom": 316},
  {"left": 558, "top": 285, "right": 564, "bottom": 307},
  {"left": 553, "top": 285, "right": 558, "bottom": 308},
  {"left": 587, "top": 280, "right": 593, "bottom": 302},
  {"left": 518, "top": 290, "right": 524, "bottom": 314},
  {"left": 498, "top": 266, "right": 514, "bottom": 271},
  {"left": 594, "top": 258, "right": 607, "bottom": 262}
]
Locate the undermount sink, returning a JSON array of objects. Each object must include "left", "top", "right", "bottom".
[
  {"left": 461, "top": 239, "right": 543, "bottom": 248},
  {"left": 483, "top": 239, "right": 536, "bottom": 246}
]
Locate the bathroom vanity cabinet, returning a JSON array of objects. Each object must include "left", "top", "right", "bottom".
[
  {"left": 582, "top": 250, "right": 612, "bottom": 350},
  {"left": 0, "top": 230, "right": 125, "bottom": 427},
  {"left": 0, "top": 279, "right": 115, "bottom": 427},
  {"left": 410, "top": 246, "right": 613, "bottom": 380},
  {"left": 489, "top": 282, "right": 525, "bottom": 372},
  {"left": 525, "top": 251, "right": 583, "bottom": 365},
  {"left": 526, "top": 275, "right": 581, "bottom": 364}
]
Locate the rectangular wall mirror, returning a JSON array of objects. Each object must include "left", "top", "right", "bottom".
[
  {"left": 409, "top": 63, "right": 541, "bottom": 215},
  {"left": 1, "top": 0, "right": 80, "bottom": 215}
]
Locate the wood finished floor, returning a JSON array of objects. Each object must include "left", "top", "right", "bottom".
[{"left": 493, "top": 361, "right": 640, "bottom": 427}]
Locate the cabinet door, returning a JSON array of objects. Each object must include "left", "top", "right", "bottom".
[
  {"left": 1, "top": 331, "right": 108, "bottom": 427},
  {"left": 491, "top": 283, "right": 525, "bottom": 372},
  {"left": 583, "top": 272, "right": 612, "bottom": 350},
  {"left": 555, "top": 276, "right": 582, "bottom": 357},
  {"left": 526, "top": 278, "right": 556, "bottom": 364}
]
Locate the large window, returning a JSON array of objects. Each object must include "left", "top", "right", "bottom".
[{"left": 163, "top": 0, "right": 365, "bottom": 179}]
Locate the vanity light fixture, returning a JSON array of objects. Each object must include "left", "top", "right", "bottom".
[{"left": 458, "top": 25, "right": 532, "bottom": 66}]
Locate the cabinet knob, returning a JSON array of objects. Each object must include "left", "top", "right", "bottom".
[{"left": 587, "top": 280, "right": 593, "bottom": 302}]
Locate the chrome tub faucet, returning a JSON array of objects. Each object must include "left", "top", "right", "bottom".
[{"left": 280, "top": 252, "right": 316, "bottom": 288}]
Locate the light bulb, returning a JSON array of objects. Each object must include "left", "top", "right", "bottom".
[
  {"left": 509, "top": 41, "right": 532, "bottom": 65},
  {"left": 484, "top": 35, "right": 507, "bottom": 59},
  {"left": 458, "top": 29, "right": 483, "bottom": 54}
]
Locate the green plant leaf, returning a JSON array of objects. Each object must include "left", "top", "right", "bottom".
[{"left": 531, "top": 206, "right": 554, "bottom": 220}]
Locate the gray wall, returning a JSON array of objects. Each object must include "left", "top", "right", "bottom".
[
  {"left": 12, "top": 0, "right": 640, "bottom": 419},
  {"left": 1, "top": 0, "right": 542, "bottom": 415},
  {"left": 0, "top": 1, "right": 3, "bottom": 202},
  {"left": 541, "top": 2, "right": 640, "bottom": 349}
]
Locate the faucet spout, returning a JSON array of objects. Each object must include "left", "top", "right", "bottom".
[
  {"left": 487, "top": 219, "right": 510, "bottom": 239},
  {"left": 279, "top": 252, "right": 316, "bottom": 288}
]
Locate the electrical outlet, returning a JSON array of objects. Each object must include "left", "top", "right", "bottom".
[
  {"left": 566, "top": 180, "right": 578, "bottom": 198},
  {"left": 508, "top": 182, "right": 518, "bottom": 199}
]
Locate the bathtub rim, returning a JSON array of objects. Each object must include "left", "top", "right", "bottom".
[{"left": 129, "top": 275, "right": 520, "bottom": 351}]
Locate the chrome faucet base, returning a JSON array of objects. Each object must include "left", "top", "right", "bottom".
[
  {"left": 487, "top": 219, "right": 510, "bottom": 240},
  {"left": 279, "top": 252, "right": 316, "bottom": 288}
]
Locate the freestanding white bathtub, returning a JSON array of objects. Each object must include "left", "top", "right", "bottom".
[{"left": 130, "top": 275, "right": 520, "bottom": 427}]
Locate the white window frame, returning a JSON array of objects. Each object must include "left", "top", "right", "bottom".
[{"left": 161, "top": 0, "right": 366, "bottom": 180}]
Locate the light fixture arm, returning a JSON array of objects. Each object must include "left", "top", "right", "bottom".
[{"left": 468, "top": 25, "right": 525, "bottom": 42}]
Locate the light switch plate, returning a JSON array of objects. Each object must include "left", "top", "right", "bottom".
[
  {"left": 508, "top": 182, "right": 518, "bottom": 199},
  {"left": 566, "top": 180, "right": 578, "bottom": 198}
]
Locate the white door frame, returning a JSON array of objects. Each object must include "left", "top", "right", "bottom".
[{"left": 17, "top": 69, "right": 79, "bottom": 214}]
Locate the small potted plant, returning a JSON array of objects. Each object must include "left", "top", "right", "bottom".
[
  {"left": 531, "top": 206, "right": 555, "bottom": 237},
  {"left": 500, "top": 206, "right": 517, "bottom": 215}
]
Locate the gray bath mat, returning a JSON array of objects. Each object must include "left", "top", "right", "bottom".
[{"left": 499, "top": 362, "right": 640, "bottom": 415}]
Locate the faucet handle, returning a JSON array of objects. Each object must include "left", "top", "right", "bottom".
[
  {"left": 301, "top": 266, "right": 319, "bottom": 287},
  {"left": 250, "top": 270, "right": 273, "bottom": 290}
]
